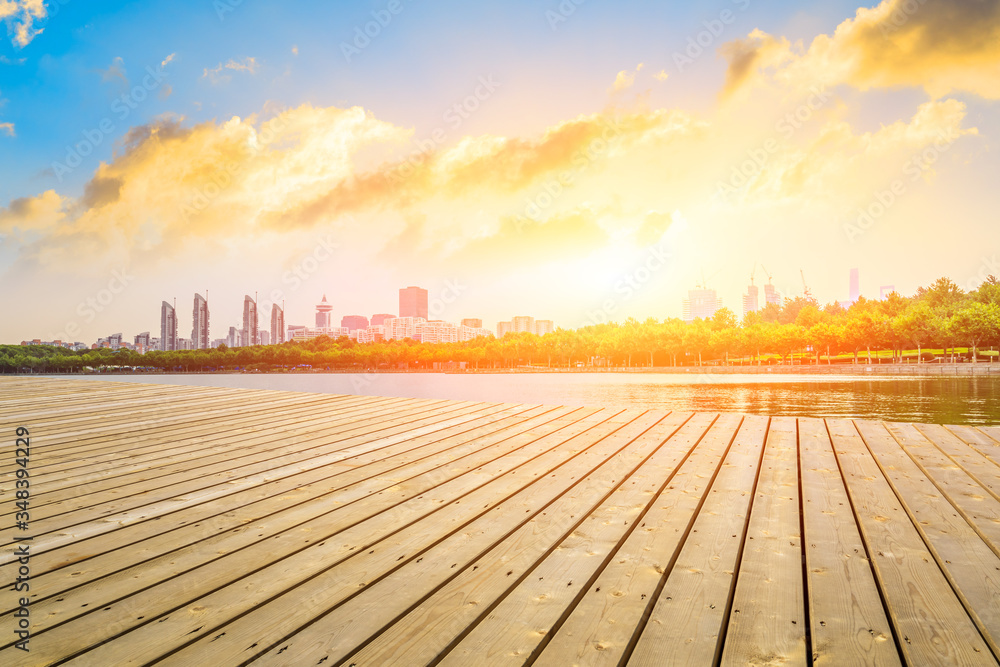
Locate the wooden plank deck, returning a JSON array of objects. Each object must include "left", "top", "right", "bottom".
[{"left": 1, "top": 377, "right": 999, "bottom": 666}]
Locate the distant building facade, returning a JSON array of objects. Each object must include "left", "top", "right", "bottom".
[
  {"left": 461, "top": 318, "right": 482, "bottom": 328},
  {"left": 242, "top": 295, "right": 259, "bottom": 346},
  {"left": 315, "top": 295, "right": 333, "bottom": 328},
  {"left": 399, "top": 287, "right": 428, "bottom": 320},
  {"left": 742, "top": 284, "right": 759, "bottom": 317},
  {"left": 192, "top": 293, "right": 210, "bottom": 350},
  {"left": 160, "top": 301, "right": 177, "bottom": 351},
  {"left": 271, "top": 304, "right": 285, "bottom": 345},
  {"left": 682, "top": 288, "right": 722, "bottom": 322},
  {"left": 341, "top": 315, "right": 369, "bottom": 331}
]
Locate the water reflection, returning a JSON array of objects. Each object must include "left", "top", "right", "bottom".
[{"left": 60, "top": 373, "right": 1000, "bottom": 425}]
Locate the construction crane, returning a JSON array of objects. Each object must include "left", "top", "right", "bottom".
[
  {"left": 800, "top": 269, "right": 813, "bottom": 299},
  {"left": 750, "top": 263, "right": 757, "bottom": 286},
  {"left": 760, "top": 264, "right": 773, "bottom": 285}
]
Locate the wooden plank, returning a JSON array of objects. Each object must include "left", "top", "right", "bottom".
[
  {"left": 2, "top": 404, "right": 564, "bottom": 616},
  {"left": 719, "top": 416, "right": 807, "bottom": 667},
  {"left": 430, "top": 413, "right": 730, "bottom": 667},
  {"left": 946, "top": 424, "right": 1000, "bottom": 468},
  {"left": 340, "top": 412, "right": 707, "bottom": 667},
  {"left": 914, "top": 423, "right": 1000, "bottom": 503},
  {"left": 799, "top": 418, "right": 900, "bottom": 666},
  {"left": 0, "top": 407, "right": 619, "bottom": 665},
  {"left": 859, "top": 421, "right": 1000, "bottom": 654},
  {"left": 626, "top": 415, "right": 769, "bottom": 667},
  {"left": 829, "top": 419, "right": 997, "bottom": 665},
  {"left": 170, "top": 412, "right": 698, "bottom": 666}
]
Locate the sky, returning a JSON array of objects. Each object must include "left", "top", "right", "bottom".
[{"left": 1, "top": 0, "right": 999, "bottom": 343}]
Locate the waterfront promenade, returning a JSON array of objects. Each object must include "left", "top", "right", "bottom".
[{"left": 1, "top": 377, "right": 999, "bottom": 665}]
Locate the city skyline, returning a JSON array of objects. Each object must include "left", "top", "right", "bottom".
[{"left": 2, "top": 1, "right": 999, "bottom": 344}]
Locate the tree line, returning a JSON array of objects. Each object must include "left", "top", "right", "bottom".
[{"left": 3, "top": 276, "right": 998, "bottom": 374}]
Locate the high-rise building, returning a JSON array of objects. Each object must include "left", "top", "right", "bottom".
[
  {"left": 880, "top": 285, "right": 896, "bottom": 300},
  {"left": 371, "top": 313, "right": 395, "bottom": 326},
  {"left": 160, "top": 301, "right": 177, "bottom": 351},
  {"left": 399, "top": 286, "right": 428, "bottom": 320},
  {"left": 763, "top": 283, "right": 782, "bottom": 306},
  {"left": 461, "top": 318, "right": 483, "bottom": 328},
  {"left": 415, "top": 320, "right": 460, "bottom": 344},
  {"left": 134, "top": 332, "right": 151, "bottom": 348},
  {"left": 192, "top": 292, "right": 210, "bottom": 350},
  {"left": 497, "top": 321, "right": 513, "bottom": 337},
  {"left": 315, "top": 295, "right": 333, "bottom": 328},
  {"left": 242, "top": 295, "right": 259, "bottom": 346},
  {"left": 270, "top": 304, "right": 285, "bottom": 344},
  {"left": 742, "top": 284, "right": 759, "bottom": 317},
  {"left": 107, "top": 333, "right": 123, "bottom": 349},
  {"left": 534, "top": 320, "right": 554, "bottom": 336},
  {"left": 260, "top": 331, "right": 270, "bottom": 346},
  {"left": 341, "top": 315, "right": 369, "bottom": 331},
  {"left": 849, "top": 268, "right": 861, "bottom": 303},
  {"left": 385, "top": 316, "right": 426, "bottom": 341},
  {"left": 682, "top": 288, "right": 722, "bottom": 322},
  {"left": 512, "top": 316, "right": 535, "bottom": 333},
  {"left": 227, "top": 326, "right": 241, "bottom": 348}
]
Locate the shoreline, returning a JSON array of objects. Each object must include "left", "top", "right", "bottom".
[{"left": 12, "top": 362, "right": 1000, "bottom": 378}]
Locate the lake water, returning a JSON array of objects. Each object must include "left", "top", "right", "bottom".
[{"left": 57, "top": 372, "right": 1000, "bottom": 425}]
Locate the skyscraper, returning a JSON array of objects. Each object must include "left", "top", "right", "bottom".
[
  {"left": 191, "top": 292, "right": 210, "bottom": 350},
  {"left": 315, "top": 295, "right": 333, "bottom": 329},
  {"left": 742, "top": 284, "right": 759, "bottom": 317},
  {"left": 399, "top": 286, "right": 428, "bottom": 320},
  {"left": 243, "top": 295, "right": 259, "bottom": 346},
  {"left": 341, "top": 315, "right": 369, "bottom": 331},
  {"left": 271, "top": 304, "right": 285, "bottom": 344},
  {"left": 682, "top": 288, "right": 722, "bottom": 322},
  {"left": 160, "top": 301, "right": 177, "bottom": 351},
  {"left": 371, "top": 313, "right": 395, "bottom": 326},
  {"left": 849, "top": 268, "right": 861, "bottom": 303},
  {"left": 763, "top": 283, "right": 782, "bottom": 306}
]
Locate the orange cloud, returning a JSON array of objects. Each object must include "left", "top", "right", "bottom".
[
  {"left": 722, "top": 0, "right": 1000, "bottom": 99},
  {"left": 0, "top": 0, "right": 46, "bottom": 47}
]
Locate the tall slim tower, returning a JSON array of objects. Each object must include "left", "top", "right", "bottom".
[
  {"left": 849, "top": 268, "right": 861, "bottom": 303},
  {"left": 399, "top": 286, "right": 428, "bottom": 319},
  {"left": 191, "top": 292, "right": 210, "bottom": 350},
  {"left": 742, "top": 285, "right": 759, "bottom": 317},
  {"left": 242, "top": 295, "right": 259, "bottom": 346},
  {"left": 271, "top": 303, "right": 285, "bottom": 344},
  {"left": 160, "top": 301, "right": 177, "bottom": 351},
  {"left": 315, "top": 295, "right": 333, "bottom": 329}
]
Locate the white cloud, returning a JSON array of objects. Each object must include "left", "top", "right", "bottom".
[
  {"left": 0, "top": 0, "right": 47, "bottom": 48},
  {"left": 202, "top": 57, "right": 260, "bottom": 84}
]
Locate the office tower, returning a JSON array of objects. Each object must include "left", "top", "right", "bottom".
[
  {"left": 849, "top": 268, "right": 860, "bottom": 303},
  {"left": 315, "top": 295, "right": 333, "bottom": 329},
  {"left": 134, "top": 332, "right": 151, "bottom": 348},
  {"left": 461, "top": 318, "right": 482, "bottom": 328},
  {"left": 260, "top": 330, "right": 270, "bottom": 346},
  {"left": 534, "top": 320, "right": 554, "bottom": 336},
  {"left": 243, "top": 295, "right": 259, "bottom": 346},
  {"left": 880, "top": 285, "right": 896, "bottom": 300},
  {"left": 227, "top": 326, "right": 239, "bottom": 348},
  {"left": 371, "top": 313, "right": 395, "bottom": 326},
  {"left": 399, "top": 286, "right": 428, "bottom": 319},
  {"left": 682, "top": 288, "right": 722, "bottom": 322},
  {"left": 192, "top": 292, "right": 210, "bottom": 350},
  {"left": 160, "top": 301, "right": 177, "bottom": 351},
  {"left": 341, "top": 315, "right": 369, "bottom": 331},
  {"left": 742, "top": 284, "right": 759, "bottom": 317},
  {"left": 512, "top": 316, "right": 535, "bottom": 333},
  {"left": 271, "top": 304, "right": 285, "bottom": 344}
]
